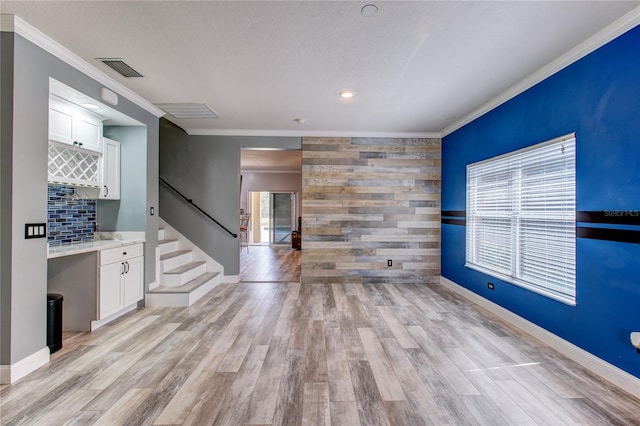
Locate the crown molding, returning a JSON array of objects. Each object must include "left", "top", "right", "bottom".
[
  {"left": 1, "top": 14, "right": 165, "bottom": 118},
  {"left": 186, "top": 128, "right": 441, "bottom": 139},
  {"left": 441, "top": 6, "right": 640, "bottom": 137}
]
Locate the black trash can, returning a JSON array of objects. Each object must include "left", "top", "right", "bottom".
[{"left": 46, "top": 293, "right": 63, "bottom": 354}]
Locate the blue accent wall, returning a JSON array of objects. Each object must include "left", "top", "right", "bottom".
[{"left": 442, "top": 26, "right": 640, "bottom": 378}]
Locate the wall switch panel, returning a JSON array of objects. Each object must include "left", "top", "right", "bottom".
[{"left": 25, "top": 223, "right": 46, "bottom": 239}]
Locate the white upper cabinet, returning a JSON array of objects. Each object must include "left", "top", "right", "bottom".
[
  {"left": 49, "top": 96, "right": 104, "bottom": 153},
  {"left": 101, "top": 138, "right": 121, "bottom": 200},
  {"left": 48, "top": 98, "right": 75, "bottom": 145}
]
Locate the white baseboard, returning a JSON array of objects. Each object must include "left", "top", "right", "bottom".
[
  {"left": 0, "top": 347, "right": 50, "bottom": 384},
  {"left": 439, "top": 276, "right": 640, "bottom": 399},
  {"left": 223, "top": 275, "right": 239, "bottom": 284}
]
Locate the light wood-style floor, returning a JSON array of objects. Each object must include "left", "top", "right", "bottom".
[
  {"left": 2, "top": 279, "right": 640, "bottom": 425},
  {"left": 240, "top": 245, "right": 301, "bottom": 283}
]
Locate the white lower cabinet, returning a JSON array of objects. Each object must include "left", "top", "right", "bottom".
[
  {"left": 99, "top": 243, "right": 144, "bottom": 320},
  {"left": 123, "top": 255, "right": 144, "bottom": 306}
]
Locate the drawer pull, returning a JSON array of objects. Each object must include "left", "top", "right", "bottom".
[{"left": 123, "top": 252, "right": 127, "bottom": 255}]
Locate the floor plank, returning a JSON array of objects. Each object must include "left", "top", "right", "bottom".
[{"left": 2, "top": 280, "right": 640, "bottom": 425}]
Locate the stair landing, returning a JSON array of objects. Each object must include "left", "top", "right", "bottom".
[{"left": 147, "top": 272, "right": 220, "bottom": 307}]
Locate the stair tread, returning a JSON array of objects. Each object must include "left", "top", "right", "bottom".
[
  {"left": 158, "top": 238, "right": 178, "bottom": 245},
  {"left": 148, "top": 272, "right": 220, "bottom": 293},
  {"left": 165, "top": 260, "right": 206, "bottom": 274},
  {"left": 159, "top": 250, "right": 192, "bottom": 261}
]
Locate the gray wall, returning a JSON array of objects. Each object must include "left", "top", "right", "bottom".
[
  {"left": 159, "top": 119, "right": 301, "bottom": 275},
  {"left": 1, "top": 32, "right": 159, "bottom": 366},
  {"left": 0, "top": 32, "right": 15, "bottom": 363}
]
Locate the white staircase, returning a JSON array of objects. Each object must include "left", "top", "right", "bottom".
[{"left": 146, "top": 222, "right": 222, "bottom": 307}]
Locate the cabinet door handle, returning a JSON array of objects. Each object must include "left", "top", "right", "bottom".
[
  {"left": 125, "top": 261, "right": 130, "bottom": 273},
  {"left": 104, "top": 185, "right": 109, "bottom": 197},
  {"left": 121, "top": 262, "right": 125, "bottom": 275}
]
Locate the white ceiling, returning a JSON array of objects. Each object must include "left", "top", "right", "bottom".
[{"left": 1, "top": 1, "right": 638, "bottom": 137}]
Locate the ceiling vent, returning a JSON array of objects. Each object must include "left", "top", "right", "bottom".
[
  {"left": 98, "top": 59, "right": 143, "bottom": 78},
  {"left": 155, "top": 103, "right": 220, "bottom": 119}
]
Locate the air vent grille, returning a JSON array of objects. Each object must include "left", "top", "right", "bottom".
[
  {"left": 98, "top": 59, "right": 143, "bottom": 78},
  {"left": 155, "top": 103, "right": 220, "bottom": 119}
]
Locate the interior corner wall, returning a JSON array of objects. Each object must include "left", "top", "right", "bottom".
[
  {"left": 101, "top": 125, "right": 158, "bottom": 289},
  {"left": 100, "top": 126, "right": 149, "bottom": 232},
  {"left": 4, "top": 32, "right": 159, "bottom": 367},
  {"left": 0, "top": 31, "right": 15, "bottom": 365},
  {"left": 301, "top": 137, "right": 441, "bottom": 285},
  {"left": 158, "top": 119, "right": 301, "bottom": 276},
  {"left": 441, "top": 25, "right": 640, "bottom": 379}
]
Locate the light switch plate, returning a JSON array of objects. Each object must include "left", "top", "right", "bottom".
[{"left": 25, "top": 223, "right": 47, "bottom": 239}]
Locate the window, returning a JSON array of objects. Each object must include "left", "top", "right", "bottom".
[{"left": 466, "top": 134, "right": 576, "bottom": 305}]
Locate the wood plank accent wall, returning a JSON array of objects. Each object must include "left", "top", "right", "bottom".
[{"left": 301, "top": 137, "right": 441, "bottom": 285}]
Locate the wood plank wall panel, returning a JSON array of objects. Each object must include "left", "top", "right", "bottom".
[{"left": 301, "top": 137, "right": 441, "bottom": 285}]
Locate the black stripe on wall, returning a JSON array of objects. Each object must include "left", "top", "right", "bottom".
[
  {"left": 442, "top": 218, "right": 466, "bottom": 226},
  {"left": 442, "top": 210, "right": 466, "bottom": 217},
  {"left": 576, "top": 227, "right": 640, "bottom": 244},
  {"left": 577, "top": 211, "right": 640, "bottom": 225}
]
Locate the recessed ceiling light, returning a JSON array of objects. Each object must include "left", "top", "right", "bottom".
[
  {"left": 81, "top": 103, "right": 99, "bottom": 110},
  {"left": 294, "top": 118, "right": 305, "bottom": 124},
  {"left": 361, "top": 4, "right": 378, "bottom": 17},
  {"left": 338, "top": 90, "right": 355, "bottom": 98}
]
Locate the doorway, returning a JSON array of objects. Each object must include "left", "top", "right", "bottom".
[{"left": 248, "top": 191, "right": 297, "bottom": 245}]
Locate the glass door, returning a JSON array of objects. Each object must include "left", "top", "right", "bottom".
[{"left": 270, "top": 193, "right": 295, "bottom": 244}]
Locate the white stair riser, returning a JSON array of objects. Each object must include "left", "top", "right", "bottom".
[
  {"left": 145, "top": 274, "right": 219, "bottom": 307},
  {"left": 158, "top": 240, "right": 180, "bottom": 256},
  {"left": 164, "top": 263, "right": 207, "bottom": 286},
  {"left": 187, "top": 275, "right": 220, "bottom": 304},
  {"left": 161, "top": 251, "right": 193, "bottom": 272}
]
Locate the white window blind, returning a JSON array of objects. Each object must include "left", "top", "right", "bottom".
[{"left": 466, "top": 134, "right": 576, "bottom": 305}]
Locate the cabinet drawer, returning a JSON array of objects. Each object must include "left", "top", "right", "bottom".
[{"left": 100, "top": 243, "right": 144, "bottom": 265}]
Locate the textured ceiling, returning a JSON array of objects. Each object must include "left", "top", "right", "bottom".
[{"left": 1, "top": 1, "right": 638, "bottom": 137}]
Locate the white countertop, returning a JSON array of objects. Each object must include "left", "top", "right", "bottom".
[{"left": 47, "top": 232, "right": 145, "bottom": 259}]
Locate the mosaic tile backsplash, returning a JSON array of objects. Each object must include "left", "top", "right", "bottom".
[{"left": 47, "top": 185, "right": 96, "bottom": 246}]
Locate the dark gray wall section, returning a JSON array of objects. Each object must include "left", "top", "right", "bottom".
[
  {"left": 0, "top": 32, "right": 15, "bottom": 364},
  {"left": 159, "top": 119, "right": 301, "bottom": 275},
  {"left": 2, "top": 32, "right": 158, "bottom": 365}
]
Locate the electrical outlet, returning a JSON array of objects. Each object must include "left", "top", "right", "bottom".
[
  {"left": 387, "top": 259, "right": 392, "bottom": 267},
  {"left": 488, "top": 282, "right": 495, "bottom": 290}
]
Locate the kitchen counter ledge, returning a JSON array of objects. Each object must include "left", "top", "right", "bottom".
[{"left": 47, "top": 232, "right": 145, "bottom": 259}]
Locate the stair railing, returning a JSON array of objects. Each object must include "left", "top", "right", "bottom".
[{"left": 159, "top": 177, "right": 238, "bottom": 238}]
